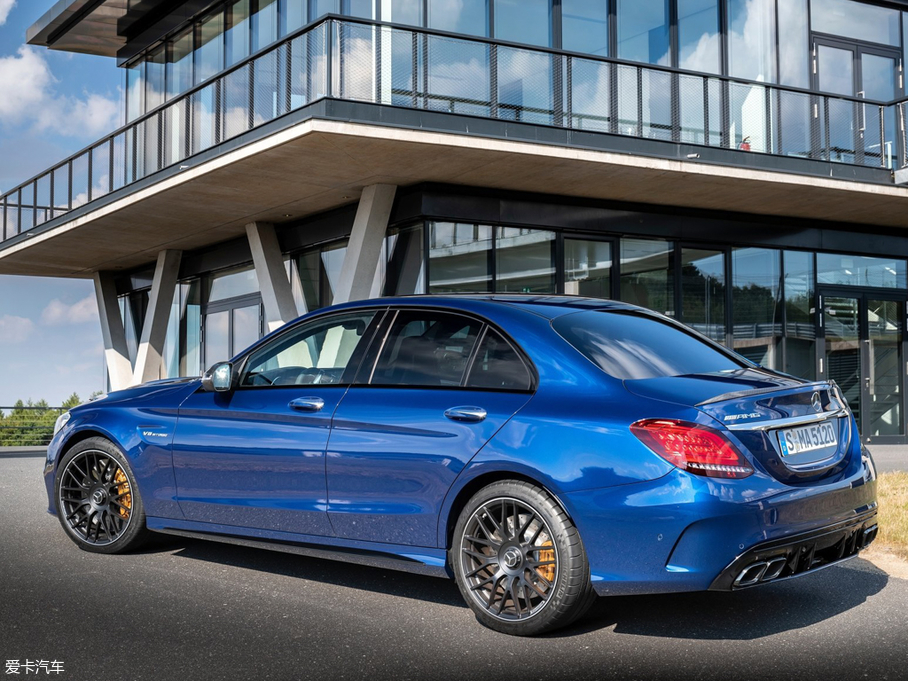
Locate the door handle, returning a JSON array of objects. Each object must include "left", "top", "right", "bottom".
[
  {"left": 289, "top": 397, "right": 326, "bottom": 412},
  {"left": 444, "top": 406, "right": 487, "bottom": 423}
]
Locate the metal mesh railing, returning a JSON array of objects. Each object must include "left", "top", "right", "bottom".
[
  {"left": 3, "top": 16, "right": 908, "bottom": 245},
  {"left": 0, "top": 406, "right": 67, "bottom": 447}
]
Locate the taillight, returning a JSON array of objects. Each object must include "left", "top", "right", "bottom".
[{"left": 630, "top": 419, "right": 753, "bottom": 479}]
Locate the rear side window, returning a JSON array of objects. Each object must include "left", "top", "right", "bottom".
[
  {"left": 370, "top": 311, "right": 482, "bottom": 387},
  {"left": 466, "top": 330, "right": 532, "bottom": 391},
  {"left": 553, "top": 310, "right": 747, "bottom": 380}
]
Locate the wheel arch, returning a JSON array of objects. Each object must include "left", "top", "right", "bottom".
[
  {"left": 440, "top": 469, "right": 573, "bottom": 552},
  {"left": 55, "top": 427, "right": 123, "bottom": 469}
]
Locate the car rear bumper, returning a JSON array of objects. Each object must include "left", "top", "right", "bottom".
[
  {"left": 707, "top": 510, "right": 878, "bottom": 591},
  {"left": 563, "top": 460, "right": 877, "bottom": 597}
]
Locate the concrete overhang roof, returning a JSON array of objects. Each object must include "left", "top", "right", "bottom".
[{"left": 3, "top": 115, "right": 908, "bottom": 279}]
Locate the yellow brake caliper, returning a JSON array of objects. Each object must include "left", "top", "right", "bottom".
[
  {"left": 537, "top": 541, "right": 556, "bottom": 584},
  {"left": 114, "top": 469, "right": 132, "bottom": 519}
]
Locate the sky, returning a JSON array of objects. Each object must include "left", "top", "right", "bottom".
[{"left": 0, "top": 1, "right": 122, "bottom": 406}]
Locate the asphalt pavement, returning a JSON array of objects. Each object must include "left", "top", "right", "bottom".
[{"left": 1, "top": 450, "right": 907, "bottom": 681}]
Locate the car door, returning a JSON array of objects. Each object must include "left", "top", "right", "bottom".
[
  {"left": 326, "top": 308, "right": 535, "bottom": 547},
  {"left": 172, "top": 309, "right": 382, "bottom": 536}
]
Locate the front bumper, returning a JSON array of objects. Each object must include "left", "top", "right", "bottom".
[{"left": 708, "top": 510, "right": 878, "bottom": 591}]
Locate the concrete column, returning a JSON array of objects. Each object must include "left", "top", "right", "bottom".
[
  {"left": 132, "top": 250, "right": 182, "bottom": 386},
  {"left": 93, "top": 272, "right": 133, "bottom": 392},
  {"left": 333, "top": 184, "right": 397, "bottom": 304},
  {"left": 246, "top": 221, "right": 299, "bottom": 332}
]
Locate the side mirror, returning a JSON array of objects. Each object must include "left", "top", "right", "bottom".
[{"left": 201, "top": 362, "right": 235, "bottom": 393}]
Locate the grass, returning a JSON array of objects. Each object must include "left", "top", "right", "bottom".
[{"left": 875, "top": 471, "right": 908, "bottom": 562}]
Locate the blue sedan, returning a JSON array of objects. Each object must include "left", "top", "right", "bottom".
[{"left": 45, "top": 296, "right": 878, "bottom": 635}]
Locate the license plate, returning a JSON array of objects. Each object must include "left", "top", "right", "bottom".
[{"left": 777, "top": 421, "right": 838, "bottom": 457}]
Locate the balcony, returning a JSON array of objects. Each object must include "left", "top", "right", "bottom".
[{"left": 3, "top": 16, "right": 908, "bottom": 263}]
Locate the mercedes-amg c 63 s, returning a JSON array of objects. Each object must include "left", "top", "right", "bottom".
[{"left": 45, "top": 296, "right": 878, "bottom": 635}]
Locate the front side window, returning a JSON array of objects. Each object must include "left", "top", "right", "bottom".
[
  {"left": 241, "top": 312, "right": 375, "bottom": 386},
  {"left": 370, "top": 311, "right": 482, "bottom": 387},
  {"left": 553, "top": 310, "right": 748, "bottom": 380}
]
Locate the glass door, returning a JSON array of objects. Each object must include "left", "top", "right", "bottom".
[
  {"left": 821, "top": 291, "right": 905, "bottom": 443},
  {"left": 813, "top": 38, "right": 900, "bottom": 167}
]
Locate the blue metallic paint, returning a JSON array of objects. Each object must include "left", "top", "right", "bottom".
[{"left": 44, "top": 296, "right": 878, "bottom": 598}]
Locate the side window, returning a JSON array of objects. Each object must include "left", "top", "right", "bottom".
[
  {"left": 240, "top": 312, "right": 375, "bottom": 387},
  {"left": 369, "top": 311, "right": 482, "bottom": 387},
  {"left": 466, "top": 329, "right": 533, "bottom": 391}
]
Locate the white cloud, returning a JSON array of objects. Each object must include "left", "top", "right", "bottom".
[
  {"left": 0, "top": 0, "right": 15, "bottom": 27},
  {"left": 41, "top": 295, "right": 98, "bottom": 326},
  {"left": 0, "top": 314, "right": 34, "bottom": 343},
  {"left": 0, "top": 46, "right": 119, "bottom": 138}
]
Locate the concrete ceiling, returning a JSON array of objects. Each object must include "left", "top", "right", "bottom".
[{"left": 3, "top": 118, "right": 908, "bottom": 279}]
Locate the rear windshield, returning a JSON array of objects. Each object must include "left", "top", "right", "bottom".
[{"left": 552, "top": 310, "right": 748, "bottom": 380}]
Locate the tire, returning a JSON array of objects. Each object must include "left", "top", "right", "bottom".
[
  {"left": 54, "top": 437, "right": 150, "bottom": 554},
  {"left": 451, "top": 480, "right": 596, "bottom": 636}
]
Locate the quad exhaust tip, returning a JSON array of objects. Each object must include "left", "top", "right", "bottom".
[{"left": 734, "top": 557, "right": 788, "bottom": 587}]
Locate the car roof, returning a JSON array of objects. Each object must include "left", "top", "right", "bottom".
[{"left": 331, "top": 294, "right": 638, "bottom": 320}]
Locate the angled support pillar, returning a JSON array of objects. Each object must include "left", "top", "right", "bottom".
[
  {"left": 132, "top": 250, "right": 182, "bottom": 386},
  {"left": 333, "top": 184, "right": 397, "bottom": 304},
  {"left": 246, "top": 221, "right": 300, "bottom": 332},
  {"left": 93, "top": 272, "right": 133, "bottom": 392}
]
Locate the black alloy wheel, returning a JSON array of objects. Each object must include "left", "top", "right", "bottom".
[
  {"left": 452, "top": 480, "right": 596, "bottom": 636},
  {"left": 55, "top": 437, "right": 149, "bottom": 554}
]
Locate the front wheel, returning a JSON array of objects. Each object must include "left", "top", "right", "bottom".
[
  {"left": 451, "top": 480, "right": 595, "bottom": 636},
  {"left": 55, "top": 437, "right": 150, "bottom": 554}
]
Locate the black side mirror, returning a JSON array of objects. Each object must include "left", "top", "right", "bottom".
[{"left": 201, "top": 362, "right": 235, "bottom": 393}]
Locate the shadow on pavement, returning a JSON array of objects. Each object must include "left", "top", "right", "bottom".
[
  {"left": 150, "top": 534, "right": 888, "bottom": 640},
  {"left": 155, "top": 535, "right": 468, "bottom": 608},
  {"left": 562, "top": 560, "right": 889, "bottom": 640}
]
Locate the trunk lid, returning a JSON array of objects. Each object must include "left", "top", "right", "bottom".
[{"left": 625, "top": 368, "right": 854, "bottom": 483}]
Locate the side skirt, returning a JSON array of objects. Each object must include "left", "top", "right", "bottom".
[{"left": 146, "top": 517, "right": 452, "bottom": 579}]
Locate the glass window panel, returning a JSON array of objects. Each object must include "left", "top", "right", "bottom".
[
  {"left": 253, "top": 0, "right": 279, "bottom": 52},
  {"left": 867, "top": 299, "right": 903, "bottom": 437},
  {"left": 428, "top": 0, "right": 489, "bottom": 37},
  {"left": 426, "top": 36, "right": 491, "bottom": 116},
  {"left": 208, "top": 267, "right": 259, "bottom": 302},
  {"left": 677, "top": 0, "right": 719, "bottom": 74},
  {"left": 196, "top": 11, "right": 225, "bottom": 85},
  {"left": 146, "top": 44, "right": 166, "bottom": 111},
  {"left": 281, "top": 0, "right": 307, "bottom": 36},
  {"left": 126, "top": 60, "right": 145, "bottom": 122},
  {"left": 313, "top": 0, "right": 338, "bottom": 18},
  {"left": 232, "top": 304, "right": 262, "bottom": 354},
  {"left": 496, "top": 227, "right": 555, "bottom": 293},
  {"left": 783, "top": 250, "right": 816, "bottom": 380},
  {"left": 553, "top": 310, "right": 746, "bottom": 380},
  {"left": 466, "top": 329, "right": 532, "bottom": 391},
  {"left": 497, "top": 47, "right": 554, "bottom": 125},
  {"left": 817, "top": 253, "right": 907, "bottom": 289},
  {"left": 162, "top": 284, "right": 182, "bottom": 378},
  {"left": 343, "top": 0, "right": 374, "bottom": 18},
  {"left": 617, "top": 0, "right": 670, "bottom": 66},
  {"left": 429, "top": 222, "right": 493, "bottom": 292},
  {"left": 562, "top": 0, "right": 608, "bottom": 56},
  {"left": 242, "top": 312, "right": 374, "bottom": 385},
  {"left": 564, "top": 239, "right": 611, "bottom": 298},
  {"left": 818, "top": 44, "right": 854, "bottom": 96},
  {"left": 383, "top": 0, "right": 422, "bottom": 25},
  {"left": 205, "top": 311, "right": 230, "bottom": 367},
  {"left": 620, "top": 238, "right": 674, "bottom": 317},
  {"left": 778, "top": 0, "right": 808, "bottom": 88},
  {"left": 181, "top": 280, "right": 202, "bottom": 376},
  {"left": 226, "top": 0, "right": 251, "bottom": 67},
  {"left": 321, "top": 241, "right": 348, "bottom": 304},
  {"left": 732, "top": 248, "right": 782, "bottom": 369},
  {"left": 495, "top": 0, "right": 550, "bottom": 47},
  {"left": 297, "top": 249, "right": 322, "bottom": 311},
  {"left": 384, "top": 224, "right": 425, "bottom": 295},
  {"left": 728, "top": 0, "right": 776, "bottom": 82},
  {"left": 811, "top": 0, "right": 900, "bottom": 47},
  {"left": 371, "top": 311, "right": 482, "bottom": 387},
  {"left": 681, "top": 247, "right": 726, "bottom": 344},
  {"left": 824, "top": 296, "right": 861, "bottom": 422},
  {"left": 168, "top": 28, "right": 195, "bottom": 99}
]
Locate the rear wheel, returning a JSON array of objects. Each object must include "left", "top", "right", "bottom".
[
  {"left": 55, "top": 437, "right": 150, "bottom": 554},
  {"left": 451, "top": 480, "right": 595, "bottom": 636}
]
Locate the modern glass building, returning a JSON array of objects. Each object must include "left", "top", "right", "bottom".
[{"left": 3, "top": 0, "right": 908, "bottom": 443}]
